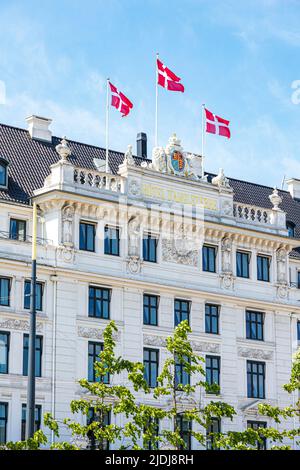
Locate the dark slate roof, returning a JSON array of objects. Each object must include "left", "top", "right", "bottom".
[{"left": 1, "top": 122, "right": 300, "bottom": 256}]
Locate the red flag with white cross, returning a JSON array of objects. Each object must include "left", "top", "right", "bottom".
[
  {"left": 109, "top": 82, "right": 133, "bottom": 117},
  {"left": 157, "top": 59, "right": 185, "bottom": 92},
  {"left": 205, "top": 108, "right": 231, "bottom": 138}
]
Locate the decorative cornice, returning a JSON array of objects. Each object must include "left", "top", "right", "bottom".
[
  {"left": 78, "top": 326, "right": 120, "bottom": 341},
  {"left": 143, "top": 334, "right": 220, "bottom": 353}
]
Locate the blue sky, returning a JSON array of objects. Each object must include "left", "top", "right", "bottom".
[{"left": 1, "top": 0, "right": 300, "bottom": 187}]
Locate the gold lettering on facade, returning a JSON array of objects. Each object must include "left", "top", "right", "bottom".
[{"left": 141, "top": 184, "right": 218, "bottom": 211}]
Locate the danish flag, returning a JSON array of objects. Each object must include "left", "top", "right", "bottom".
[
  {"left": 205, "top": 108, "right": 231, "bottom": 139},
  {"left": 157, "top": 59, "right": 185, "bottom": 92},
  {"left": 109, "top": 82, "right": 133, "bottom": 117}
]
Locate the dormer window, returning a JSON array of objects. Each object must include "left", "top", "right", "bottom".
[
  {"left": 286, "top": 221, "right": 295, "bottom": 238},
  {"left": 0, "top": 158, "right": 8, "bottom": 188}
]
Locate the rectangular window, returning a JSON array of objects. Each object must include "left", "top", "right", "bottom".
[
  {"left": 88, "top": 342, "right": 109, "bottom": 383},
  {"left": 0, "top": 332, "right": 9, "bottom": 374},
  {"left": 79, "top": 222, "right": 95, "bottom": 252},
  {"left": 298, "top": 321, "right": 300, "bottom": 342},
  {"left": 174, "top": 299, "right": 190, "bottom": 327},
  {"left": 21, "top": 404, "right": 41, "bottom": 441},
  {"left": 9, "top": 219, "right": 26, "bottom": 241},
  {"left": 236, "top": 251, "right": 250, "bottom": 278},
  {"left": 206, "top": 356, "right": 220, "bottom": 393},
  {"left": 24, "top": 280, "right": 43, "bottom": 311},
  {"left": 257, "top": 255, "right": 270, "bottom": 282},
  {"left": 247, "top": 421, "right": 267, "bottom": 450},
  {"left": 0, "top": 278, "right": 10, "bottom": 307},
  {"left": 297, "top": 272, "right": 300, "bottom": 289},
  {"left": 202, "top": 245, "right": 216, "bottom": 273},
  {"left": 144, "top": 418, "right": 159, "bottom": 450},
  {"left": 23, "top": 335, "right": 43, "bottom": 377},
  {"left": 247, "top": 361, "right": 265, "bottom": 399},
  {"left": 175, "top": 355, "right": 190, "bottom": 388},
  {"left": 176, "top": 416, "right": 192, "bottom": 450},
  {"left": 88, "top": 286, "right": 111, "bottom": 319},
  {"left": 205, "top": 304, "right": 219, "bottom": 334},
  {"left": 0, "top": 403, "right": 7, "bottom": 444},
  {"left": 206, "top": 418, "right": 221, "bottom": 450},
  {"left": 87, "top": 408, "right": 110, "bottom": 450},
  {"left": 143, "top": 294, "right": 159, "bottom": 326},
  {"left": 143, "top": 348, "right": 159, "bottom": 388},
  {"left": 104, "top": 226, "right": 120, "bottom": 256},
  {"left": 143, "top": 234, "right": 158, "bottom": 263},
  {"left": 246, "top": 310, "right": 264, "bottom": 341}
]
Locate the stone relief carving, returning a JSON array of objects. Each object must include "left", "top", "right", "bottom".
[
  {"left": 185, "top": 153, "right": 203, "bottom": 180},
  {"left": 221, "top": 237, "right": 232, "bottom": 273},
  {"left": 143, "top": 335, "right": 220, "bottom": 353},
  {"left": 126, "top": 256, "right": 142, "bottom": 274},
  {"left": 162, "top": 238, "right": 198, "bottom": 266},
  {"left": 143, "top": 335, "right": 166, "bottom": 347},
  {"left": 276, "top": 284, "right": 289, "bottom": 300},
  {"left": 220, "top": 272, "right": 234, "bottom": 290},
  {"left": 212, "top": 168, "right": 231, "bottom": 190},
  {"left": 221, "top": 200, "right": 233, "bottom": 216},
  {"left": 78, "top": 326, "right": 120, "bottom": 341},
  {"left": 57, "top": 246, "right": 76, "bottom": 263},
  {"left": 62, "top": 204, "right": 75, "bottom": 247},
  {"left": 238, "top": 347, "right": 273, "bottom": 360},
  {"left": 127, "top": 216, "right": 141, "bottom": 257},
  {"left": 128, "top": 179, "right": 141, "bottom": 197},
  {"left": 0, "top": 319, "right": 43, "bottom": 332},
  {"left": 276, "top": 247, "right": 287, "bottom": 284},
  {"left": 190, "top": 341, "right": 220, "bottom": 354}
]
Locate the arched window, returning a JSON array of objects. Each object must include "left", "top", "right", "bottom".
[
  {"left": 286, "top": 221, "right": 295, "bottom": 238},
  {"left": 0, "top": 158, "right": 8, "bottom": 188}
]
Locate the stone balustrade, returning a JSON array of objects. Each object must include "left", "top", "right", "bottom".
[
  {"left": 73, "top": 168, "right": 125, "bottom": 193},
  {"left": 233, "top": 203, "right": 273, "bottom": 225}
]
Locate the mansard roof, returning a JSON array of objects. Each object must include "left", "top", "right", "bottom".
[{"left": 1, "top": 122, "right": 300, "bottom": 253}]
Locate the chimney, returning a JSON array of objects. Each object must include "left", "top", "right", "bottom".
[
  {"left": 26, "top": 115, "right": 52, "bottom": 142},
  {"left": 136, "top": 132, "right": 147, "bottom": 159},
  {"left": 286, "top": 178, "right": 300, "bottom": 200}
]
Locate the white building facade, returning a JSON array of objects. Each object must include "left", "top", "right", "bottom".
[{"left": 0, "top": 116, "right": 299, "bottom": 449}]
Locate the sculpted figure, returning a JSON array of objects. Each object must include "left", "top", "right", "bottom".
[{"left": 128, "top": 216, "right": 141, "bottom": 257}]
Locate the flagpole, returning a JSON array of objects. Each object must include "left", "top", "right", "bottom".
[
  {"left": 155, "top": 52, "right": 159, "bottom": 147},
  {"left": 26, "top": 200, "right": 37, "bottom": 439},
  {"left": 105, "top": 78, "right": 110, "bottom": 174},
  {"left": 201, "top": 103, "right": 205, "bottom": 179}
]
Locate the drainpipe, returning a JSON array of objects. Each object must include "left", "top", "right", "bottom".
[{"left": 50, "top": 274, "right": 58, "bottom": 445}]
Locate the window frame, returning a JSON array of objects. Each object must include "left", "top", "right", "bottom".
[
  {"left": 206, "top": 417, "right": 221, "bottom": 450},
  {"left": 23, "top": 334, "right": 43, "bottom": 377},
  {"left": 87, "top": 408, "right": 110, "bottom": 450},
  {"left": 88, "top": 286, "right": 111, "bottom": 319},
  {"left": 0, "top": 277, "right": 10, "bottom": 307},
  {"left": 88, "top": 341, "right": 109, "bottom": 383},
  {"left": 176, "top": 415, "right": 192, "bottom": 450},
  {"left": 104, "top": 225, "right": 120, "bottom": 257},
  {"left": 21, "top": 404, "right": 41, "bottom": 441},
  {"left": 9, "top": 218, "right": 27, "bottom": 242},
  {"left": 175, "top": 354, "right": 190, "bottom": 388},
  {"left": 142, "top": 233, "right": 158, "bottom": 263},
  {"left": 297, "top": 320, "right": 300, "bottom": 342},
  {"left": 174, "top": 299, "right": 191, "bottom": 327},
  {"left": 0, "top": 331, "right": 9, "bottom": 374},
  {"left": 205, "top": 304, "right": 219, "bottom": 334},
  {"left": 286, "top": 221, "right": 295, "bottom": 238},
  {"left": 24, "top": 280, "right": 44, "bottom": 312},
  {"left": 0, "top": 402, "right": 8, "bottom": 444},
  {"left": 247, "top": 420, "right": 267, "bottom": 450},
  {"left": 246, "top": 310, "right": 264, "bottom": 341},
  {"left": 0, "top": 159, "right": 8, "bottom": 189},
  {"left": 143, "top": 294, "right": 159, "bottom": 326},
  {"left": 206, "top": 355, "right": 221, "bottom": 394},
  {"left": 202, "top": 244, "right": 217, "bottom": 273},
  {"left": 257, "top": 255, "right": 270, "bottom": 282},
  {"left": 79, "top": 221, "right": 96, "bottom": 252},
  {"left": 143, "top": 348, "right": 159, "bottom": 389},
  {"left": 236, "top": 251, "right": 250, "bottom": 279},
  {"left": 247, "top": 360, "right": 266, "bottom": 399}
]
